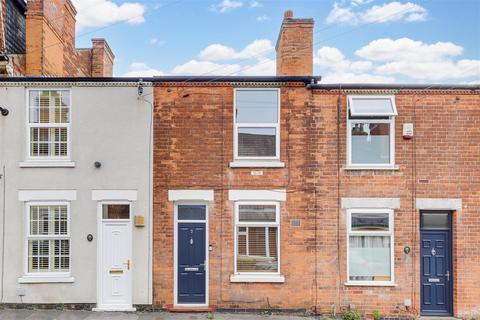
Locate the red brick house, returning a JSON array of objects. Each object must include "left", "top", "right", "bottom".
[
  {"left": 152, "top": 11, "right": 480, "bottom": 318},
  {"left": 0, "top": 0, "right": 114, "bottom": 76}
]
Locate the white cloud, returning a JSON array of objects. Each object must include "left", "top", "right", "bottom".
[
  {"left": 171, "top": 60, "right": 242, "bottom": 75},
  {"left": 375, "top": 59, "right": 480, "bottom": 81},
  {"left": 211, "top": 0, "right": 243, "bottom": 13},
  {"left": 326, "top": 1, "right": 427, "bottom": 25},
  {"left": 356, "top": 38, "right": 463, "bottom": 62},
  {"left": 314, "top": 46, "right": 372, "bottom": 72},
  {"left": 250, "top": 0, "right": 261, "bottom": 8},
  {"left": 149, "top": 38, "right": 165, "bottom": 45},
  {"left": 242, "top": 58, "right": 275, "bottom": 75},
  {"left": 73, "top": 0, "right": 145, "bottom": 29},
  {"left": 122, "top": 62, "right": 164, "bottom": 77},
  {"left": 314, "top": 39, "right": 480, "bottom": 83},
  {"left": 256, "top": 15, "right": 270, "bottom": 21},
  {"left": 354, "top": 38, "right": 480, "bottom": 81},
  {"left": 199, "top": 39, "right": 273, "bottom": 61}
]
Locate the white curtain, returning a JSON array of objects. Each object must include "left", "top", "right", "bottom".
[{"left": 349, "top": 235, "right": 390, "bottom": 280}]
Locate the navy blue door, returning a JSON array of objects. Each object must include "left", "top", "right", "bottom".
[
  {"left": 177, "top": 222, "right": 206, "bottom": 304},
  {"left": 420, "top": 212, "right": 453, "bottom": 316}
]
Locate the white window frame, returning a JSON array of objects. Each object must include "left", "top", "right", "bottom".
[
  {"left": 25, "top": 88, "right": 72, "bottom": 162},
  {"left": 233, "top": 201, "right": 281, "bottom": 276},
  {"left": 23, "top": 201, "right": 71, "bottom": 279},
  {"left": 347, "top": 95, "right": 397, "bottom": 117},
  {"left": 233, "top": 88, "right": 281, "bottom": 161},
  {"left": 347, "top": 95, "right": 396, "bottom": 169},
  {"left": 346, "top": 208, "right": 395, "bottom": 286}
]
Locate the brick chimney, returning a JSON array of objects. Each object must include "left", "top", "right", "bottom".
[
  {"left": 275, "top": 10, "right": 314, "bottom": 76},
  {"left": 25, "top": 0, "right": 115, "bottom": 77},
  {"left": 91, "top": 39, "right": 114, "bottom": 77}
]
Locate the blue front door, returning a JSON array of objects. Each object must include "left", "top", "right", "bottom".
[
  {"left": 420, "top": 212, "right": 453, "bottom": 316},
  {"left": 177, "top": 222, "right": 206, "bottom": 304}
]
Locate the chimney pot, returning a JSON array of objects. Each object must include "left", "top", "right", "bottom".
[{"left": 284, "top": 10, "right": 293, "bottom": 19}]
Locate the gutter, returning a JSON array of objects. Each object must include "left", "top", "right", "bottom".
[{"left": 307, "top": 83, "right": 480, "bottom": 91}]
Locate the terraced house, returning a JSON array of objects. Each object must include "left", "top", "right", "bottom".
[{"left": 0, "top": 1, "right": 478, "bottom": 319}]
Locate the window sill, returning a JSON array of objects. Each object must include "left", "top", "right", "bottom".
[
  {"left": 343, "top": 165, "right": 399, "bottom": 171},
  {"left": 18, "top": 276, "right": 75, "bottom": 283},
  {"left": 230, "top": 274, "right": 285, "bottom": 283},
  {"left": 229, "top": 161, "right": 285, "bottom": 168},
  {"left": 344, "top": 282, "right": 397, "bottom": 287},
  {"left": 19, "top": 161, "right": 76, "bottom": 168}
]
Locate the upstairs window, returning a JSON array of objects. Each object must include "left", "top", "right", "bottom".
[
  {"left": 234, "top": 89, "right": 280, "bottom": 160},
  {"left": 347, "top": 95, "right": 397, "bottom": 168},
  {"left": 27, "top": 89, "right": 71, "bottom": 160}
]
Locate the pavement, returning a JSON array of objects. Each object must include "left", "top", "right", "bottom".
[{"left": 0, "top": 310, "right": 316, "bottom": 320}]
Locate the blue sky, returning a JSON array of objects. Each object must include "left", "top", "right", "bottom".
[{"left": 73, "top": 0, "right": 480, "bottom": 83}]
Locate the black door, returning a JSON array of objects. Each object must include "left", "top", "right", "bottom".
[
  {"left": 177, "top": 220, "right": 206, "bottom": 304},
  {"left": 420, "top": 211, "right": 453, "bottom": 316}
]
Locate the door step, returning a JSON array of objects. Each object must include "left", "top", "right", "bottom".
[{"left": 168, "top": 306, "right": 215, "bottom": 313}]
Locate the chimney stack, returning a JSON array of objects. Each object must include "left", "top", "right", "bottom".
[
  {"left": 91, "top": 39, "right": 115, "bottom": 77},
  {"left": 275, "top": 10, "right": 314, "bottom": 76}
]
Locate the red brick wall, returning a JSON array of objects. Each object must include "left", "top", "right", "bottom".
[{"left": 153, "top": 84, "right": 480, "bottom": 318}]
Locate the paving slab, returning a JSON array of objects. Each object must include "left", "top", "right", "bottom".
[{"left": 0, "top": 310, "right": 316, "bottom": 320}]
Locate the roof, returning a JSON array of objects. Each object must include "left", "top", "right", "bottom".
[
  {"left": 307, "top": 83, "right": 480, "bottom": 90},
  {"left": 0, "top": 77, "right": 478, "bottom": 90},
  {"left": 0, "top": 76, "right": 318, "bottom": 84}
]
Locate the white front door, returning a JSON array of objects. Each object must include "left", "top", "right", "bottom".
[{"left": 97, "top": 202, "right": 134, "bottom": 311}]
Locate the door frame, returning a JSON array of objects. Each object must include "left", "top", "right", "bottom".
[
  {"left": 173, "top": 201, "right": 209, "bottom": 307},
  {"left": 95, "top": 200, "right": 134, "bottom": 311},
  {"left": 419, "top": 210, "right": 454, "bottom": 316}
]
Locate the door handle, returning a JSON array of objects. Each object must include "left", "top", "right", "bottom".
[
  {"left": 446, "top": 270, "right": 450, "bottom": 282},
  {"left": 124, "top": 259, "right": 131, "bottom": 270}
]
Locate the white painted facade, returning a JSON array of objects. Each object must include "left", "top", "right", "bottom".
[{"left": 0, "top": 81, "right": 153, "bottom": 308}]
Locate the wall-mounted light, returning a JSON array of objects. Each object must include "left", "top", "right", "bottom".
[{"left": 0, "top": 107, "right": 9, "bottom": 116}]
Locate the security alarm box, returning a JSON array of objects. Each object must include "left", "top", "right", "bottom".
[{"left": 403, "top": 123, "right": 414, "bottom": 139}]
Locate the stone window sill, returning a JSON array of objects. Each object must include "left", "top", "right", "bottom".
[
  {"left": 18, "top": 276, "right": 75, "bottom": 283},
  {"left": 344, "top": 282, "right": 397, "bottom": 287},
  {"left": 229, "top": 161, "right": 285, "bottom": 168},
  {"left": 230, "top": 274, "right": 285, "bottom": 283},
  {"left": 19, "top": 161, "right": 76, "bottom": 168},
  {"left": 343, "top": 165, "right": 399, "bottom": 171}
]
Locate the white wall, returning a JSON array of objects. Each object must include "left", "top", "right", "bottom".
[{"left": 0, "top": 82, "right": 153, "bottom": 305}]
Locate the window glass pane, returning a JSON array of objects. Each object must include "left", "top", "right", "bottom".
[
  {"left": 421, "top": 213, "right": 449, "bottom": 229},
  {"left": 28, "top": 239, "right": 70, "bottom": 273},
  {"left": 237, "top": 226, "right": 278, "bottom": 273},
  {"left": 239, "top": 204, "right": 276, "bottom": 222},
  {"left": 238, "top": 127, "right": 276, "bottom": 157},
  {"left": 29, "top": 205, "right": 68, "bottom": 235},
  {"left": 349, "top": 97, "right": 395, "bottom": 116},
  {"left": 30, "top": 127, "right": 68, "bottom": 157},
  {"left": 351, "top": 122, "right": 390, "bottom": 164},
  {"left": 102, "top": 204, "right": 130, "bottom": 219},
  {"left": 351, "top": 212, "right": 389, "bottom": 231},
  {"left": 178, "top": 205, "right": 206, "bottom": 220},
  {"left": 349, "top": 235, "right": 391, "bottom": 281},
  {"left": 29, "top": 90, "right": 70, "bottom": 124},
  {"left": 236, "top": 90, "right": 278, "bottom": 123}
]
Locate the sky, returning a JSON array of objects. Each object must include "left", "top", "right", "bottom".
[{"left": 73, "top": 0, "right": 480, "bottom": 84}]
